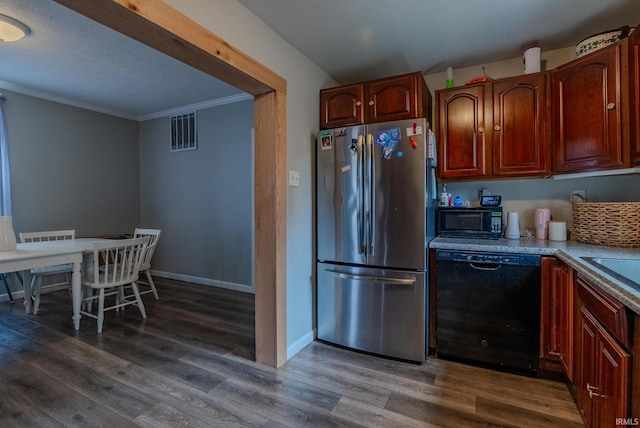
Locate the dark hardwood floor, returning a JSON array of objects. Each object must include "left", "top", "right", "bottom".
[{"left": 0, "top": 278, "right": 584, "bottom": 427}]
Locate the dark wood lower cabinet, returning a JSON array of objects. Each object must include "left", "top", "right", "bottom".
[
  {"left": 540, "top": 258, "right": 637, "bottom": 428},
  {"left": 575, "top": 275, "right": 631, "bottom": 428}
]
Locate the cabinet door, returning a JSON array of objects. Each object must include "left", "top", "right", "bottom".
[
  {"left": 436, "top": 85, "right": 487, "bottom": 179},
  {"left": 558, "top": 261, "right": 574, "bottom": 380},
  {"left": 492, "top": 73, "right": 549, "bottom": 176},
  {"left": 631, "top": 27, "right": 640, "bottom": 166},
  {"left": 365, "top": 73, "right": 419, "bottom": 123},
  {"left": 577, "top": 307, "right": 598, "bottom": 427},
  {"left": 553, "top": 45, "right": 624, "bottom": 173},
  {"left": 577, "top": 305, "right": 631, "bottom": 428},
  {"left": 320, "top": 84, "right": 364, "bottom": 129},
  {"left": 596, "top": 328, "right": 630, "bottom": 428},
  {"left": 540, "top": 257, "right": 574, "bottom": 379}
]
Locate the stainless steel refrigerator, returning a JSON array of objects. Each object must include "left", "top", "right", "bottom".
[{"left": 316, "top": 118, "right": 435, "bottom": 363}]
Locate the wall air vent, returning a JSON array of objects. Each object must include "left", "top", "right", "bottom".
[{"left": 170, "top": 112, "right": 197, "bottom": 152}]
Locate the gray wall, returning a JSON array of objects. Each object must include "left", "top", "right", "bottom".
[
  {"left": 139, "top": 99, "right": 254, "bottom": 289},
  {"left": 4, "top": 90, "right": 139, "bottom": 237}
]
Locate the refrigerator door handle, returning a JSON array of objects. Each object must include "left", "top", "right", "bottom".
[
  {"left": 325, "top": 270, "right": 416, "bottom": 285},
  {"left": 366, "top": 134, "right": 375, "bottom": 256},
  {"left": 356, "top": 134, "right": 365, "bottom": 254}
]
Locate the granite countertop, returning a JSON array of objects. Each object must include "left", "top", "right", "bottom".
[{"left": 430, "top": 237, "right": 640, "bottom": 315}]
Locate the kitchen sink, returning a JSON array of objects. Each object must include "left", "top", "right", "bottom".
[{"left": 583, "top": 257, "right": 640, "bottom": 291}]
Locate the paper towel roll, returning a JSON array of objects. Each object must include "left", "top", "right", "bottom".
[
  {"left": 523, "top": 46, "right": 541, "bottom": 74},
  {"left": 549, "top": 221, "right": 567, "bottom": 241},
  {"left": 505, "top": 212, "right": 520, "bottom": 239}
]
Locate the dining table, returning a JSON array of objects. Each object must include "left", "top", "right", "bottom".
[{"left": 2, "top": 238, "right": 113, "bottom": 330}]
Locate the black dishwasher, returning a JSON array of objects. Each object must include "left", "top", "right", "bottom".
[{"left": 435, "top": 249, "right": 541, "bottom": 377}]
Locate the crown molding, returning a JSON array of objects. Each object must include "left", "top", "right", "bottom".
[{"left": 0, "top": 80, "right": 252, "bottom": 121}]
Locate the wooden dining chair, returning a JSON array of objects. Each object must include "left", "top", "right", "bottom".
[
  {"left": 80, "top": 236, "right": 150, "bottom": 333},
  {"left": 19, "top": 229, "right": 76, "bottom": 314},
  {"left": 132, "top": 228, "right": 162, "bottom": 300}
]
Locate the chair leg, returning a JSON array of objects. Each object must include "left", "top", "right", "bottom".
[
  {"left": 83, "top": 286, "right": 95, "bottom": 312},
  {"left": 32, "top": 277, "right": 42, "bottom": 315},
  {"left": 131, "top": 282, "right": 147, "bottom": 319},
  {"left": 1, "top": 274, "right": 13, "bottom": 303},
  {"left": 66, "top": 273, "right": 72, "bottom": 299},
  {"left": 97, "top": 289, "right": 105, "bottom": 334},
  {"left": 145, "top": 270, "right": 159, "bottom": 300}
]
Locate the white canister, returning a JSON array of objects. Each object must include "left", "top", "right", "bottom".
[
  {"left": 505, "top": 212, "right": 520, "bottom": 239},
  {"left": 0, "top": 216, "right": 17, "bottom": 251},
  {"left": 548, "top": 221, "right": 567, "bottom": 241},
  {"left": 523, "top": 46, "right": 541, "bottom": 74}
]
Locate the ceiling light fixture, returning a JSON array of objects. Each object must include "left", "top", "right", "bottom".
[{"left": 0, "top": 14, "right": 30, "bottom": 42}]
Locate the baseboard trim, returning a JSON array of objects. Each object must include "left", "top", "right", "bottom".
[
  {"left": 150, "top": 270, "right": 254, "bottom": 294},
  {"left": 287, "top": 330, "right": 314, "bottom": 359}
]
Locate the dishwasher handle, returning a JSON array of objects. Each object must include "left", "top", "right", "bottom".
[{"left": 469, "top": 262, "right": 502, "bottom": 271}]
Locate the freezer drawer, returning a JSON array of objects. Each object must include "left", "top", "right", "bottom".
[{"left": 317, "top": 262, "right": 426, "bottom": 362}]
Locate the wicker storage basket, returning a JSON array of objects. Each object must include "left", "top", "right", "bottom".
[{"left": 571, "top": 195, "right": 640, "bottom": 247}]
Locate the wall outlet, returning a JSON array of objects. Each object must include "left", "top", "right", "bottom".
[{"left": 572, "top": 189, "right": 586, "bottom": 200}]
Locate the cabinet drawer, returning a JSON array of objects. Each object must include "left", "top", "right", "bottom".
[{"left": 576, "top": 274, "right": 630, "bottom": 348}]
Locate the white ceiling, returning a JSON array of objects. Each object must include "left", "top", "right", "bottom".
[{"left": 1, "top": 0, "right": 639, "bottom": 120}]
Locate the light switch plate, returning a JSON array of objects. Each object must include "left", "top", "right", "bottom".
[{"left": 289, "top": 170, "right": 299, "bottom": 187}]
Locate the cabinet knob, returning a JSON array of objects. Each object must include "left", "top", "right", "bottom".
[
  {"left": 607, "top": 103, "right": 615, "bottom": 110},
  {"left": 478, "top": 127, "right": 484, "bottom": 133},
  {"left": 368, "top": 101, "right": 374, "bottom": 106},
  {"left": 494, "top": 125, "right": 501, "bottom": 131},
  {"left": 355, "top": 101, "right": 362, "bottom": 107}
]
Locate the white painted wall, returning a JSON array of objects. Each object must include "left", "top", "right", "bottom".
[{"left": 164, "top": 0, "right": 337, "bottom": 358}]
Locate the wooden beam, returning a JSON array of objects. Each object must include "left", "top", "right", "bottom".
[
  {"left": 53, "top": 0, "right": 286, "bottom": 96},
  {"left": 254, "top": 91, "right": 287, "bottom": 367},
  {"left": 54, "top": 0, "right": 288, "bottom": 367}
]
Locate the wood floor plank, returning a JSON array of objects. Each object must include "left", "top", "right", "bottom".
[
  {"left": 289, "top": 345, "right": 478, "bottom": 414},
  {"left": 309, "top": 341, "right": 437, "bottom": 384},
  {"left": 0, "top": 280, "right": 584, "bottom": 427},
  {"left": 385, "top": 391, "right": 512, "bottom": 428},
  {"left": 0, "top": 359, "right": 136, "bottom": 427},
  {"left": 45, "top": 336, "right": 270, "bottom": 427},
  {"left": 183, "top": 349, "right": 343, "bottom": 413},
  {"left": 332, "top": 396, "right": 443, "bottom": 428},
  {"left": 428, "top": 359, "right": 582, "bottom": 422},
  {"left": 27, "top": 348, "right": 157, "bottom": 419},
  {"left": 278, "top": 354, "right": 392, "bottom": 409},
  {"left": 475, "top": 396, "right": 585, "bottom": 428},
  {"left": 213, "top": 378, "right": 365, "bottom": 428}
]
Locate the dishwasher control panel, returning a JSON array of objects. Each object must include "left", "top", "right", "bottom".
[{"left": 435, "top": 250, "right": 541, "bottom": 267}]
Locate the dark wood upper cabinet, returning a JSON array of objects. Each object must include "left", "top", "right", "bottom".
[
  {"left": 319, "top": 71, "right": 431, "bottom": 129},
  {"left": 552, "top": 44, "right": 626, "bottom": 173},
  {"left": 365, "top": 72, "right": 431, "bottom": 124},
  {"left": 319, "top": 83, "right": 365, "bottom": 129},
  {"left": 492, "top": 73, "right": 550, "bottom": 176},
  {"left": 630, "top": 26, "right": 640, "bottom": 166},
  {"left": 436, "top": 84, "right": 487, "bottom": 179},
  {"left": 436, "top": 72, "right": 549, "bottom": 180}
]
